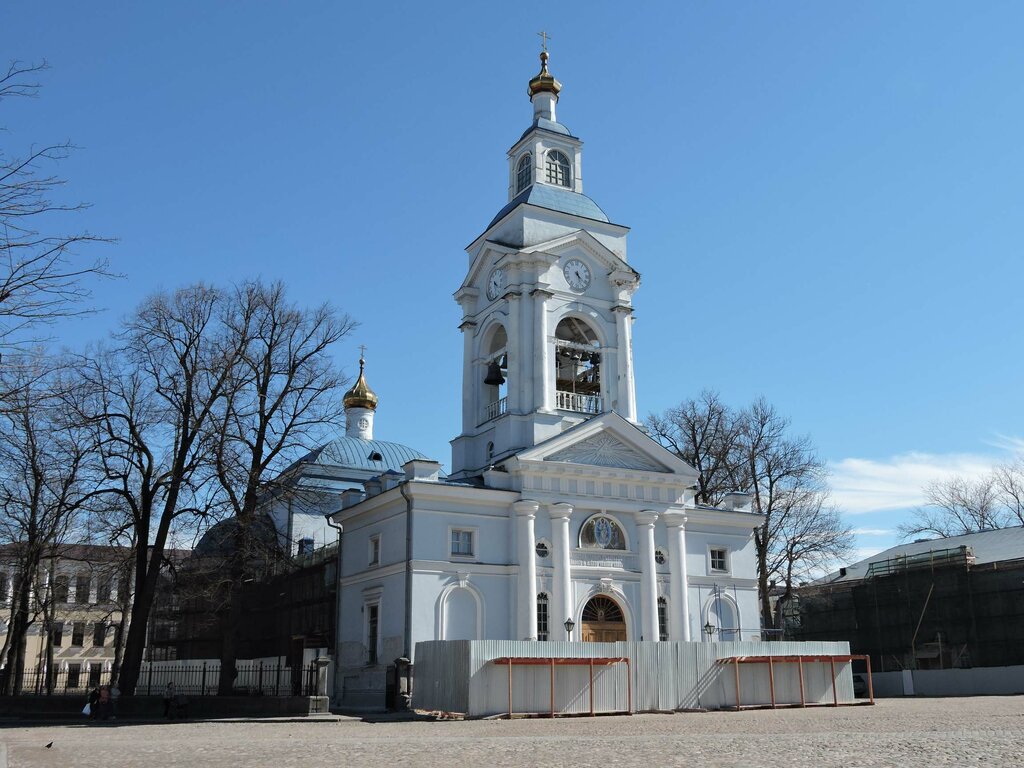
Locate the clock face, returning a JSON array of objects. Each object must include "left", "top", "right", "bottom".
[
  {"left": 486, "top": 267, "right": 506, "bottom": 300},
  {"left": 563, "top": 258, "right": 591, "bottom": 292}
]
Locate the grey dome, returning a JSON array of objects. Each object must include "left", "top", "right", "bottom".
[
  {"left": 297, "top": 437, "right": 431, "bottom": 474},
  {"left": 194, "top": 514, "right": 279, "bottom": 558}
]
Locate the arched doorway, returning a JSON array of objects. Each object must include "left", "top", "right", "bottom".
[{"left": 580, "top": 595, "right": 627, "bottom": 642}]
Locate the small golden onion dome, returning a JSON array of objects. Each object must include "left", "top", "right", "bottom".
[
  {"left": 528, "top": 51, "right": 562, "bottom": 100},
  {"left": 343, "top": 356, "right": 378, "bottom": 411}
]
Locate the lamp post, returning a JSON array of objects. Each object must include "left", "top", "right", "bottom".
[
  {"left": 704, "top": 621, "right": 716, "bottom": 640},
  {"left": 564, "top": 618, "right": 575, "bottom": 641}
]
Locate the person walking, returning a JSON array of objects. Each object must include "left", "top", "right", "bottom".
[
  {"left": 162, "top": 682, "right": 175, "bottom": 719},
  {"left": 110, "top": 682, "right": 120, "bottom": 720},
  {"left": 87, "top": 686, "right": 100, "bottom": 721}
]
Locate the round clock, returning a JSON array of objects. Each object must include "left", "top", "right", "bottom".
[
  {"left": 563, "top": 258, "right": 591, "bottom": 292},
  {"left": 486, "top": 267, "right": 506, "bottom": 300}
]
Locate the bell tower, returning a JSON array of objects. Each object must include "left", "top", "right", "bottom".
[{"left": 450, "top": 49, "right": 640, "bottom": 480}]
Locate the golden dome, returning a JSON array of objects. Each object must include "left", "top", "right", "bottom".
[
  {"left": 343, "top": 356, "right": 378, "bottom": 411},
  {"left": 528, "top": 51, "right": 562, "bottom": 99}
]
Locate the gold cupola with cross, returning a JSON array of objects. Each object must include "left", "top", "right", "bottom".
[{"left": 344, "top": 351, "right": 378, "bottom": 440}]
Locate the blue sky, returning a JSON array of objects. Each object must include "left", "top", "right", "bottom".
[{"left": 4, "top": 1, "right": 1023, "bottom": 561}]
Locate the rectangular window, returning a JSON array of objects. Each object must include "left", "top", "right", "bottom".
[
  {"left": 88, "top": 663, "right": 101, "bottom": 687},
  {"left": 52, "top": 622, "right": 63, "bottom": 647},
  {"left": 537, "top": 594, "right": 549, "bottom": 641},
  {"left": 75, "top": 574, "right": 91, "bottom": 604},
  {"left": 117, "top": 578, "right": 129, "bottom": 603},
  {"left": 93, "top": 621, "right": 106, "bottom": 647},
  {"left": 366, "top": 603, "right": 379, "bottom": 665},
  {"left": 658, "top": 598, "right": 669, "bottom": 642},
  {"left": 53, "top": 575, "right": 69, "bottom": 603},
  {"left": 710, "top": 548, "right": 729, "bottom": 573},
  {"left": 450, "top": 529, "right": 474, "bottom": 557},
  {"left": 71, "top": 621, "right": 85, "bottom": 647},
  {"left": 67, "top": 663, "right": 81, "bottom": 689},
  {"left": 96, "top": 578, "right": 112, "bottom": 603},
  {"left": 368, "top": 535, "right": 380, "bottom": 567}
]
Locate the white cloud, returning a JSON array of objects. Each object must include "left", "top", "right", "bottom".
[
  {"left": 828, "top": 451, "right": 998, "bottom": 514},
  {"left": 850, "top": 527, "right": 894, "bottom": 536}
]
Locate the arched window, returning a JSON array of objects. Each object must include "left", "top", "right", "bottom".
[
  {"left": 516, "top": 153, "right": 532, "bottom": 193},
  {"left": 554, "top": 317, "right": 601, "bottom": 413},
  {"left": 582, "top": 595, "right": 624, "bottom": 623},
  {"left": 536, "top": 592, "right": 549, "bottom": 640},
  {"left": 545, "top": 150, "right": 571, "bottom": 187},
  {"left": 579, "top": 515, "right": 626, "bottom": 550},
  {"left": 482, "top": 324, "right": 508, "bottom": 423}
]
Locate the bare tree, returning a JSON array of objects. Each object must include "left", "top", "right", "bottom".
[
  {"left": 993, "top": 459, "right": 1024, "bottom": 527},
  {"left": 647, "top": 390, "right": 743, "bottom": 505},
  {"left": 210, "top": 280, "right": 353, "bottom": 694},
  {"left": 0, "top": 61, "right": 111, "bottom": 354},
  {"left": 648, "top": 394, "right": 853, "bottom": 630},
  {"left": 0, "top": 353, "right": 93, "bottom": 693},
  {"left": 898, "top": 474, "right": 1007, "bottom": 540},
  {"left": 70, "top": 284, "right": 240, "bottom": 695}
]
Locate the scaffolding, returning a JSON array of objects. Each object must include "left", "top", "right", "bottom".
[{"left": 789, "top": 554, "right": 1024, "bottom": 671}]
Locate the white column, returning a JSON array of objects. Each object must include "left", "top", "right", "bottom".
[
  {"left": 459, "top": 319, "right": 477, "bottom": 433},
  {"left": 513, "top": 500, "right": 540, "bottom": 640},
  {"left": 612, "top": 306, "right": 637, "bottom": 421},
  {"left": 548, "top": 503, "right": 574, "bottom": 640},
  {"left": 635, "top": 510, "right": 659, "bottom": 641},
  {"left": 665, "top": 514, "right": 690, "bottom": 641},
  {"left": 506, "top": 291, "right": 522, "bottom": 412},
  {"left": 532, "top": 289, "right": 553, "bottom": 412}
]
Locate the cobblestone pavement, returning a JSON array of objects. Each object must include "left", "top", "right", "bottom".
[{"left": 3, "top": 697, "right": 1024, "bottom": 768}]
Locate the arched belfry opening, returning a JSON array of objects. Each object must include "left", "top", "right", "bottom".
[
  {"left": 581, "top": 595, "right": 627, "bottom": 642},
  {"left": 481, "top": 324, "right": 508, "bottom": 423},
  {"left": 554, "top": 317, "right": 601, "bottom": 414}
]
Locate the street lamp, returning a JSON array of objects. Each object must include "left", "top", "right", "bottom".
[
  {"left": 564, "top": 618, "right": 575, "bottom": 640},
  {"left": 704, "top": 621, "right": 716, "bottom": 639}
]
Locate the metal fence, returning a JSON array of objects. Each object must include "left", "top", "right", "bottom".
[{"left": 11, "top": 661, "right": 319, "bottom": 698}]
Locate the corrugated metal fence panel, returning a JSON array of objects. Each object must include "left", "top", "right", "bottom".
[
  {"left": 413, "top": 640, "right": 472, "bottom": 713},
  {"left": 467, "top": 641, "right": 632, "bottom": 717},
  {"left": 419, "top": 640, "right": 858, "bottom": 716}
]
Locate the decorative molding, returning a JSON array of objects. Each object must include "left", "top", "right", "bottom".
[{"left": 545, "top": 433, "right": 667, "bottom": 472}]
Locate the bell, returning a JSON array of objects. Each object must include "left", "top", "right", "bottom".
[{"left": 484, "top": 360, "right": 505, "bottom": 386}]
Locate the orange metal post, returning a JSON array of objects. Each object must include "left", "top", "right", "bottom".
[
  {"left": 734, "top": 658, "right": 742, "bottom": 710},
  {"left": 798, "top": 658, "right": 806, "bottom": 707},
  {"left": 768, "top": 656, "right": 776, "bottom": 708},
  {"left": 866, "top": 655, "right": 875, "bottom": 704},
  {"left": 589, "top": 658, "right": 595, "bottom": 716},
  {"left": 507, "top": 659, "right": 513, "bottom": 718},
  {"left": 550, "top": 658, "right": 555, "bottom": 717},
  {"left": 830, "top": 658, "right": 838, "bottom": 707},
  {"left": 627, "top": 658, "right": 633, "bottom": 714}
]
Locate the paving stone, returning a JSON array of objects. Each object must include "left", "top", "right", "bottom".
[{"left": 3, "top": 696, "right": 1022, "bottom": 767}]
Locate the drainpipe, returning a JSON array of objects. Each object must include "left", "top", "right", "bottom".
[
  {"left": 399, "top": 483, "right": 414, "bottom": 659},
  {"left": 325, "top": 512, "right": 343, "bottom": 703}
]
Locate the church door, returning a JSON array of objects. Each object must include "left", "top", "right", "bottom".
[{"left": 580, "top": 595, "right": 627, "bottom": 642}]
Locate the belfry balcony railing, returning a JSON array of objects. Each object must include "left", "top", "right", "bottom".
[
  {"left": 482, "top": 396, "right": 507, "bottom": 424},
  {"left": 556, "top": 390, "right": 602, "bottom": 414}
]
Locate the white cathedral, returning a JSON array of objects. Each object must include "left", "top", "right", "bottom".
[{"left": 273, "top": 51, "right": 764, "bottom": 709}]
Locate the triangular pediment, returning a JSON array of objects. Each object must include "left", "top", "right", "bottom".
[
  {"left": 512, "top": 412, "right": 698, "bottom": 480},
  {"left": 545, "top": 433, "right": 666, "bottom": 472}
]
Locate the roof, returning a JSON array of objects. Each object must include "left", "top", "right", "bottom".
[
  {"left": 518, "top": 117, "right": 575, "bottom": 141},
  {"left": 820, "top": 526, "right": 1024, "bottom": 584},
  {"left": 295, "top": 436, "right": 431, "bottom": 474},
  {"left": 487, "top": 184, "right": 610, "bottom": 230}
]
